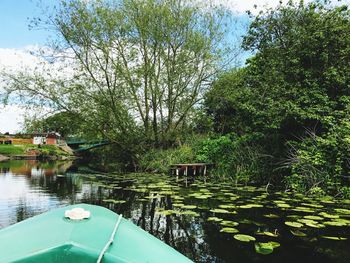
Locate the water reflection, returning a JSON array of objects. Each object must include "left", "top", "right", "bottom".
[
  {"left": 0, "top": 160, "right": 75, "bottom": 228},
  {"left": 0, "top": 160, "right": 349, "bottom": 263}
]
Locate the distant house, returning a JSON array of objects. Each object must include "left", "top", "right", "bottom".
[
  {"left": 32, "top": 132, "right": 64, "bottom": 145},
  {"left": 0, "top": 132, "right": 65, "bottom": 146}
]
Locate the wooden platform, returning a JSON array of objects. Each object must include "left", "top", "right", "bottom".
[{"left": 170, "top": 163, "right": 213, "bottom": 177}]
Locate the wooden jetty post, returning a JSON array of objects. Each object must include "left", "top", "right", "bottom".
[{"left": 170, "top": 163, "right": 212, "bottom": 179}]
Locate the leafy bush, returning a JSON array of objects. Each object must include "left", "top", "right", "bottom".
[
  {"left": 139, "top": 145, "right": 195, "bottom": 173},
  {"left": 195, "top": 135, "right": 267, "bottom": 184}
]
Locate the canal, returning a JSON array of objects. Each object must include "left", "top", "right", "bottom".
[{"left": 0, "top": 160, "right": 349, "bottom": 262}]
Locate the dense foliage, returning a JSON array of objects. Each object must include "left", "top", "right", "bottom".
[{"left": 204, "top": 0, "right": 350, "bottom": 195}]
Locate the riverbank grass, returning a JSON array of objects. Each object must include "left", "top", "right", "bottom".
[{"left": 0, "top": 144, "right": 70, "bottom": 157}]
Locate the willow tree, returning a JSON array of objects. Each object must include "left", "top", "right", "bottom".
[{"left": 2, "top": 0, "right": 234, "bottom": 147}]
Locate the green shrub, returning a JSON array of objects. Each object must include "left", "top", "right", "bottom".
[
  {"left": 195, "top": 135, "right": 267, "bottom": 184},
  {"left": 139, "top": 145, "right": 195, "bottom": 173}
]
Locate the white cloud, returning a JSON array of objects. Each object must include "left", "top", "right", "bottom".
[
  {"left": 0, "top": 104, "right": 26, "bottom": 134},
  {"left": 0, "top": 46, "right": 74, "bottom": 134}
]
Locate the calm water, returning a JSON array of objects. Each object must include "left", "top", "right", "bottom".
[{"left": 0, "top": 160, "right": 349, "bottom": 263}]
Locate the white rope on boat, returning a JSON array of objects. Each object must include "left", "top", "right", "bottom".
[{"left": 96, "top": 214, "right": 123, "bottom": 263}]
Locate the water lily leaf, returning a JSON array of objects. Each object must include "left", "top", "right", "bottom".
[
  {"left": 207, "top": 217, "right": 223, "bottom": 222},
  {"left": 290, "top": 229, "right": 307, "bottom": 237},
  {"left": 219, "top": 204, "right": 236, "bottom": 209},
  {"left": 292, "top": 207, "right": 314, "bottom": 213},
  {"left": 321, "top": 236, "right": 348, "bottom": 241},
  {"left": 323, "top": 220, "right": 347, "bottom": 227},
  {"left": 194, "top": 195, "right": 212, "bottom": 199},
  {"left": 239, "top": 204, "right": 264, "bottom": 209},
  {"left": 210, "top": 208, "right": 230, "bottom": 214},
  {"left": 182, "top": 205, "right": 197, "bottom": 209},
  {"left": 234, "top": 234, "right": 256, "bottom": 242},
  {"left": 301, "top": 203, "right": 324, "bottom": 208},
  {"left": 172, "top": 203, "right": 184, "bottom": 207},
  {"left": 273, "top": 200, "right": 286, "bottom": 204},
  {"left": 263, "top": 231, "right": 279, "bottom": 237},
  {"left": 269, "top": 241, "right": 280, "bottom": 248},
  {"left": 156, "top": 210, "right": 175, "bottom": 216},
  {"left": 136, "top": 198, "right": 148, "bottom": 202},
  {"left": 334, "top": 208, "right": 350, "bottom": 215},
  {"left": 256, "top": 231, "right": 278, "bottom": 237},
  {"left": 304, "top": 215, "right": 323, "bottom": 220},
  {"left": 178, "top": 210, "right": 200, "bottom": 216},
  {"left": 263, "top": 214, "right": 280, "bottom": 219},
  {"left": 220, "top": 220, "right": 239, "bottom": 227},
  {"left": 220, "top": 227, "right": 239, "bottom": 233},
  {"left": 304, "top": 222, "right": 325, "bottom": 228},
  {"left": 277, "top": 203, "right": 292, "bottom": 208},
  {"left": 102, "top": 199, "right": 126, "bottom": 204},
  {"left": 285, "top": 221, "right": 304, "bottom": 228},
  {"left": 255, "top": 242, "right": 273, "bottom": 255},
  {"left": 319, "top": 212, "right": 339, "bottom": 219}
]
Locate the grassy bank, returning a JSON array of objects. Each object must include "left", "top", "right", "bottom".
[{"left": 0, "top": 144, "right": 72, "bottom": 159}]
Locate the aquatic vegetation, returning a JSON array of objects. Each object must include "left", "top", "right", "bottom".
[
  {"left": 290, "top": 229, "right": 307, "bottom": 237},
  {"left": 255, "top": 231, "right": 278, "bottom": 237},
  {"left": 207, "top": 217, "right": 223, "bottom": 222},
  {"left": 304, "top": 215, "right": 323, "bottom": 220},
  {"left": 255, "top": 241, "right": 280, "bottom": 255},
  {"left": 181, "top": 205, "right": 197, "bottom": 209},
  {"left": 220, "top": 220, "right": 239, "bottom": 227},
  {"left": 323, "top": 220, "right": 347, "bottom": 227},
  {"left": 239, "top": 204, "right": 264, "bottom": 209},
  {"left": 285, "top": 221, "right": 304, "bottom": 228},
  {"left": 156, "top": 210, "right": 175, "bottom": 216},
  {"left": 210, "top": 208, "right": 231, "bottom": 214},
  {"left": 102, "top": 199, "right": 126, "bottom": 204},
  {"left": 321, "top": 236, "right": 348, "bottom": 241},
  {"left": 178, "top": 210, "right": 200, "bottom": 216},
  {"left": 220, "top": 227, "right": 239, "bottom": 233},
  {"left": 218, "top": 204, "right": 236, "bottom": 209},
  {"left": 233, "top": 234, "right": 256, "bottom": 242},
  {"left": 263, "top": 214, "right": 280, "bottom": 218},
  {"left": 319, "top": 212, "right": 339, "bottom": 219}
]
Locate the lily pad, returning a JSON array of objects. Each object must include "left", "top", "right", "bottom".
[
  {"left": 323, "top": 220, "right": 347, "bottom": 227},
  {"left": 220, "top": 227, "right": 239, "bottom": 233},
  {"left": 156, "top": 210, "right": 175, "bottom": 216},
  {"left": 290, "top": 229, "right": 307, "bottom": 237},
  {"left": 285, "top": 221, "right": 304, "bottom": 228},
  {"left": 234, "top": 234, "right": 256, "bottom": 242},
  {"left": 319, "top": 212, "right": 339, "bottom": 219},
  {"left": 334, "top": 208, "right": 350, "bottom": 215},
  {"left": 304, "top": 215, "right": 323, "bottom": 220},
  {"left": 207, "top": 217, "right": 223, "bottom": 222},
  {"left": 210, "top": 208, "right": 230, "bottom": 214},
  {"left": 219, "top": 204, "right": 236, "bottom": 209},
  {"left": 255, "top": 242, "right": 273, "bottom": 255},
  {"left": 263, "top": 214, "right": 280, "bottom": 219},
  {"left": 220, "top": 220, "right": 239, "bottom": 227},
  {"left": 182, "top": 205, "right": 197, "bottom": 209},
  {"left": 321, "top": 236, "right": 348, "bottom": 241},
  {"left": 177, "top": 210, "right": 200, "bottom": 216},
  {"left": 277, "top": 203, "right": 292, "bottom": 208}
]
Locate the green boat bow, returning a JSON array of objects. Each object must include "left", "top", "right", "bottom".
[{"left": 0, "top": 204, "right": 193, "bottom": 263}]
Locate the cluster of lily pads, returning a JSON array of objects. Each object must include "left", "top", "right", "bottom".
[{"left": 80, "top": 172, "right": 350, "bottom": 256}]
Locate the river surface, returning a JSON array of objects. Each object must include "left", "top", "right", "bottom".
[{"left": 0, "top": 160, "right": 349, "bottom": 263}]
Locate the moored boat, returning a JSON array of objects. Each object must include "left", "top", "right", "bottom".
[{"left": 0, "top": 204, "right": 193, "bottom": 263}]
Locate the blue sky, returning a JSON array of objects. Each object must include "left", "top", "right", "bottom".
[{"left": 0, "top": 0, "right": 57, "bottom": 48}]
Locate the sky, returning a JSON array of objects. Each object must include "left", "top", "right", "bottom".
[{"left": 0, "top": 0, "right": 349, "bottom": 133}]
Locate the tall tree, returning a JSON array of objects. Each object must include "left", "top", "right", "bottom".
[{"left": 2, "top": 0, "right": 235, "bottom": 147}]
